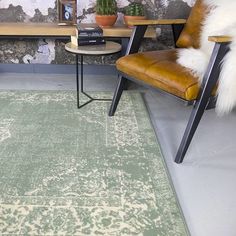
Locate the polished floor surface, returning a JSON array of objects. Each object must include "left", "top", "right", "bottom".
[{"left": 1, "top": 72, "right": 236, "bottom": 236}]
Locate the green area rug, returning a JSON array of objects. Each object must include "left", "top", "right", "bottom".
[{"left": 0, "top": 91, "right": 188, "bottom": 235}]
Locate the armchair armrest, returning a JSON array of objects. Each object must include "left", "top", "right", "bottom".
[
  {"left": 208, "top": 35, "right": 232, "bottom": 43},
  {"left": 127, "top": 19, "right": 187, "bottom": 26},
  {"left": 125, "top": 19, "right": 186, "bottom": 56}
]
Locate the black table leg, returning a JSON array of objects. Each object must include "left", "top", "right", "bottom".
[
  {"left": 76, "top": 54, "right": 112, "bottom": 109},
  {"left": 76, "top": 54, "right": 79, "bottom": 108}
]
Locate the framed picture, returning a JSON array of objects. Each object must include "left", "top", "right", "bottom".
[{"left": 58, "top": 0, "right": 77, "bottom": 25}]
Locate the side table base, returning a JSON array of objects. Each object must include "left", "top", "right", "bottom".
[
  {"left": 77, "top": 91, "right": 112, "bottom": 109},
  {"left": 76, "top": 54, "right": 112, "bottom": 109}
]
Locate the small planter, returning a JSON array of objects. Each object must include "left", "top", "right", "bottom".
[
  {"left": 124, "top": 15, "right": 146, "bottom": 28},
  {"left": 95, "top": 15, "right": 118, "bottom": 28}
]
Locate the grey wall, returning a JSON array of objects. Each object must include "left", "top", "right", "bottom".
[{"left": 0, "top": 0, "right": 193, "bottom": 65}]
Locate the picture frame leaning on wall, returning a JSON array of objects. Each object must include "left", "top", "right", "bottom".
[{"left": 58, "top": 0, "right": 77, "bottom": 25}]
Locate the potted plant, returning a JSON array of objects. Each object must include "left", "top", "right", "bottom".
[
  {"left": 124, "top": 2, "right": 146, "bottom": 27},
  {"left": 95, "top": 0, "right": 118, "bottom": 28}
]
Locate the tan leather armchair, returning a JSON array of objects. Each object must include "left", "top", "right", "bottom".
[{"left": 108, "top": 0, "right": 232, "bottom": 163}]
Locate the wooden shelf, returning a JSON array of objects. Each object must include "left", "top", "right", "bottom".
[
  {"left": 126, "top": 19, "right": 186, "bottom": 26},
  {"left": 0, "top": 23, "right": 76, "bottom": 36},
  {"left": 0, "top": 23, "right": 156, "bottom": 38},
  {"left": 102, "top": 25, "right": 156, "bottom": 38}
]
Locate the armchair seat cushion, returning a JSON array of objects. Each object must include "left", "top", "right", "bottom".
[{"left": 116, "top": 49, "right": 200, "bottom": 101}]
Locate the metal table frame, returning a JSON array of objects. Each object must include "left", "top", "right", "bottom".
[{"left": 75, "top": 54, "right": 113, "bottom": 109}]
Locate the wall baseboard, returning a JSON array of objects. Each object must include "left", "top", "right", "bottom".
[{"left": 0, "top": 64, "right": 117, "bottom": 75}]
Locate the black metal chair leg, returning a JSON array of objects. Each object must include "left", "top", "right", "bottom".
[
  {"left": 175, "top": 42, "right": 230, "bottom": 163},
  {"left": 109, "top": 25, "right": 147, "bottom": 116},
  {"left": 109, "top": 75, "right": 127, "bottom": 116},
  {"left": 175, "top": 97, "right": 209, "bottom": 163}
]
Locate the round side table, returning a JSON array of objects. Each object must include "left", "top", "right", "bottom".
[{"left": 65, "top": 41, "right": 121, "bottom": 108}]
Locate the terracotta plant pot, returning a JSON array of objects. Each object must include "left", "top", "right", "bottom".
[
  {"left": 95, "top": 15, "right": 118, "bottom": 28},
  {"left": 124, "top": 15, "right": 146, "bottom": 28}
]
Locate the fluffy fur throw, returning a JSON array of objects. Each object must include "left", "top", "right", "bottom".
[{"left": 177, "top": 0, "right": 236, "bottom": 115}]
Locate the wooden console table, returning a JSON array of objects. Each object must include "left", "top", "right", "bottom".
[
  {"left": 0, "top": 22, "right": 156, "bottom": 60},
  {"left": 0, "top": 23, "right": 156, "bottom": 56}
]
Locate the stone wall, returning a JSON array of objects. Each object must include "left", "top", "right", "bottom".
[{"left": 0, "top": 0, "right": 194, "bottom": 65}]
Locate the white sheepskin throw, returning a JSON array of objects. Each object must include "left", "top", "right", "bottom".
[{"left": 177, "top": 0, "right": 236, "bottom": 115}]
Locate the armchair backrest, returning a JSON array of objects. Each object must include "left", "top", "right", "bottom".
[{"left": 176, "top": 0, "right": 209, "bottom": 49}]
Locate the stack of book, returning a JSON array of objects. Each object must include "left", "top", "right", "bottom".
[{"left": 71, "top": 24, "right": 105, "bottom": 46}]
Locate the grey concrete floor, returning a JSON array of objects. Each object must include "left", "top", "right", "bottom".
[{"left": 1, "top": 72, "right": 236, "bottom": 236}]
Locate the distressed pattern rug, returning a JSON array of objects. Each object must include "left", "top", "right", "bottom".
[{"left": 0, "top": 91, "right": 188, "bottom": 235}]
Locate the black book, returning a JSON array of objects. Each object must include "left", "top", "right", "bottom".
[
  {"left": 77, "top": 24, "right": 103, "bottom": 37},
  {"left": 78, "top": 37, "right": 106, "bottom": 46}
]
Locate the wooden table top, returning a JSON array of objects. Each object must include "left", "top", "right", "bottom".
[{"left": 65, "top": 41, "right": 122, "bottom": 55}]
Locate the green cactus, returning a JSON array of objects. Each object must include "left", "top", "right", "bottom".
[
  {"left": 96, "top": 0, "right": 117, "bottom": 15},
  {"left": 125, "top": 2, "right": 145, "bottom": 16}
]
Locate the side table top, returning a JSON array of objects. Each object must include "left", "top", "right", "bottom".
[{"left": 65, "top": 41, "right": 122, "bottom": 55}]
